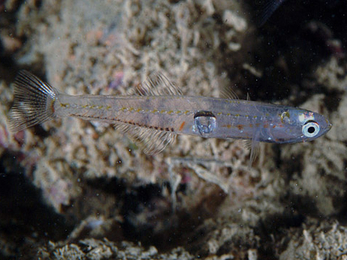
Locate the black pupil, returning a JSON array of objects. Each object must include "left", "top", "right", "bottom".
[{"left": 308, "top": 126, "right": 316, "bottom": 134}]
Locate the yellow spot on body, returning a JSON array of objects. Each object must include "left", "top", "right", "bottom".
[
  {"left": 176, "top": 110, "right": 181, "bottom": 114},
  {"left": 106, "top": 105, "right": 111, "bottom": 110},
  {"left": 184, "top": 110, "right": 190, "bottom": 115},
  {"left": 217, "top": 112, "right": 222, "bottom": 116},
  {"left": 152, "top": 109, "right": 158, "bottom": 113},
  {"left": 60, "top": 103, "right": 70, "bottom": 108},
  {"left": 168, "top": 110, "right": 173, "bottom": 115},
  {"left": 136, "top": 108, "right": 142, "bottom": 112},
  {"left": 160, "top": 110, "right": 166, "bottom": 114},
  {"left": 98, "top": 105, "right": 103, "bottom": 109},
  {"left": 128, "top": 107, "right": 134, "bottom": 112},
  {"left": 120, "top": 107, "right": 127, "bottom": 111}
]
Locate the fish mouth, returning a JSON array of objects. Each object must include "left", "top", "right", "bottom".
[
  {"left": 326, "top": 118, "right": 333, "bottom": 130},
  {"left": 328, "top": 122, "right": 333, "bottom": 130}
]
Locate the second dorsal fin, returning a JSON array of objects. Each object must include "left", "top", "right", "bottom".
[
  {"left": 220, "top": 86, "right": 239, "bottom": 100},
  {"left": 137, "top": 73, "right": 183, "bottom": 96},
  {"left": 255, "top": 0, "right": 286, "bottom": 26}
]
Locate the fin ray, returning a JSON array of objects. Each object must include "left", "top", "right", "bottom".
[
  {"left": 137, "top": 73, "right": 183, "bottom": 96},
  {"left": 243, "top": 130, "right": 261, "bottom": 168},
  {"left": 256, "top": 0, "right": 286, "bottom": 26},
  {"left": 220, "top": 87, "right": 239, "bottom": 100},
  {"left": 115, "top": 122, "right": 177, "bottom": 154},
  {"left": 8, "top": 70, "right": 57, "bottom": 132}
]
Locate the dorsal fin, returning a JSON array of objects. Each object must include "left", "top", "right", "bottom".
[
  {"left": 255, "top": 0, "right": 286, "bottom": 26},
  {"left": 220, "top": 86, "right": 239, "bottom": 100},
  {"left": 137, "top": 73, "right": 183, "bottom": 96}
]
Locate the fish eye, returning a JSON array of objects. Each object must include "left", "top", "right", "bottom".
[{"left": 302, "top": 121, "right": 320, "bottom": 138}]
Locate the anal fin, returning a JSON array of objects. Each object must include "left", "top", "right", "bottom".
[
  {"left": 243, "top": 130, "right": 261, "bottom": 169},
  {"left": 116, "top": 123, "right": 177, "bottom": 155}
]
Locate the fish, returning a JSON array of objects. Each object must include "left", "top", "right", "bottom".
[{"left": 8, "top": 70, "right": 332, "bottom": 165}]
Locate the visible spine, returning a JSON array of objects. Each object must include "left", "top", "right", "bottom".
[{"left": 7, "top": 70, "right": 57, "bottom": 132}]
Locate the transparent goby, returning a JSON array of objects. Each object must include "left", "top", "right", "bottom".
[{"left": 8, "top": 70, "right": 332, "bottom": 162}]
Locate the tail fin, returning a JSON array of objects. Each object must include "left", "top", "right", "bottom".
[{"left": 8, "top": 70, "right": 57, "bottom": 132}]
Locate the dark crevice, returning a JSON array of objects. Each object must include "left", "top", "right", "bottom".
[{"left": 0, "top": 151, "right": 74, "bottom": 250}]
